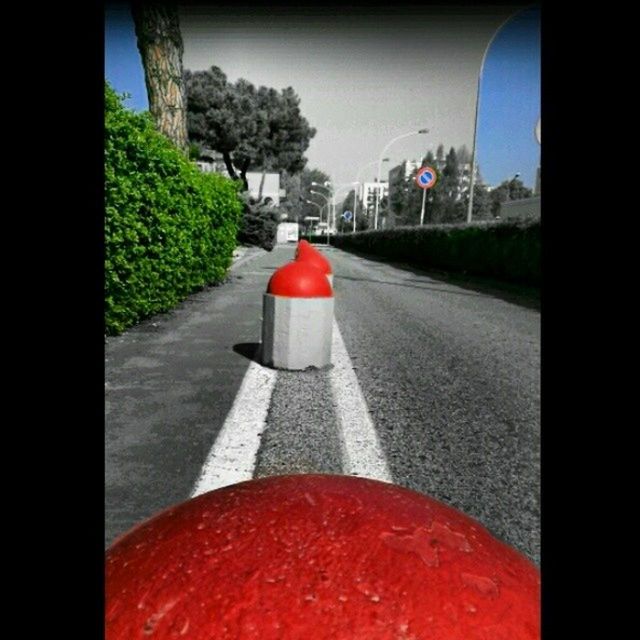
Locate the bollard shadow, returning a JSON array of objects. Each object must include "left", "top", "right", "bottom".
[{"left": 233, "top": 342, "right": 262, "bottom": 364}]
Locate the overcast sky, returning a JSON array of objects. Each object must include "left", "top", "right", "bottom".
[{"left": 105, "top": 3, "right": 540, "bottom": 189}]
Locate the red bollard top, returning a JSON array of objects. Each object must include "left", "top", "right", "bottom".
[
  {"left": 295, "top": 241, "right": 333, "bottom": 274},
  {"left": 106, "top": 475, "right": 540, "bottom": 640},
  {"left": 294, "top": 239, "right": 311, "bottom": 258},
  {"left": 267, "top": 260, "right": 333, "bottom": 297}
]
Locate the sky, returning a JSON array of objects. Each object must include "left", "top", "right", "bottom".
[{"left": 105, "top": 3, "right": 540, "bottom": 189}]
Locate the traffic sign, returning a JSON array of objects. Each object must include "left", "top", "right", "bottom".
[
  {"left": 415, "top": 166, "right": 437, "bottom": 190},
  {"left": 342, "top": 210, "right": 353, "bottom": 221}
]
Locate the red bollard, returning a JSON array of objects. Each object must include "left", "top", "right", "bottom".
[
  {"left": 294, "top": 239, "right": 311, "bottom": 257},
  {"left": 295, "top": 240, "right": 333, "bottom": 287},
  {"left": 106, "top": 474, "right": 540, "bottom": 639},
  {"left": 261, "top": 261, "right": 334, "bottom": 370}
]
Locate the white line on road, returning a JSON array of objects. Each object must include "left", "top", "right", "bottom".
[
  {"left": 330, "top": 319, "right": 393, "bottom": 483},
  {"left": 190, "top": 359, "right": 277, "bottom": 497}
]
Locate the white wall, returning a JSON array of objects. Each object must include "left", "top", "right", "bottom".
[{"left": 247, "top": 172, "right": 281, "bottom": 205}]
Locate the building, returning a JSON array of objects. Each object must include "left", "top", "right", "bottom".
[
  {"left": 246, "top": 172, "right": 282, "bottom": 206},
  {"left": 457, "top": 162, "right": 480, "bottom": 201},
  {"left": 389, "top": 160, "right": 422, "bottom": 183},
  {"left": 360, "top": 181, "right": 388, "bottom": 225},
  {"left": 195, "top": 149, "right": 229, "bottom": 175}
]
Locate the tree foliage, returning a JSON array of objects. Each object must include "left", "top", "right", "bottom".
[
  {"left": 468, "top": 183, "right": 493, "bottom": 220},
  {"left": 380, "top": 144, "right": 499, "bottom": 227},
  {"left": 236, "top": 194, "right": 280, "bottom": 251},
  {"left": 184, "top": 66, "right": 316, "bottom": 188},
  {"left": 490, "top": 178, "right": 533, "bottom": 216}
]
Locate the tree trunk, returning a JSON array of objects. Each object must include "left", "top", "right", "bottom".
[
  {"left": 257, "top": 170, "right": 266, "bottom": 203},
  {"left": 222, "top": 151, "right": 239, "bottom": 181},
  {"left": 239, "top": 158, "right": 250, "bottom": 192},
  {"left": 131, "top": 3, "right": 188, "bottom": 154}
]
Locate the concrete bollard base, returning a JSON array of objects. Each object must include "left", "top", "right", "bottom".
[{"left": 262, "top": 294, "right": 334, "bottom": 370}]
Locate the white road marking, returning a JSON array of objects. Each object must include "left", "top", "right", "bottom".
[
  {"left": 191, "top": 318, "right": 390, "bottom": 495},
  {"left": 190, "top": 359, "right": 277, "bottom": 496},
  {"left": 330, "top": 319, "right": 393, "bottom": 483}
]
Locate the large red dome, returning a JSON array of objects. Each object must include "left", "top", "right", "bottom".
[{"left": 106, "top": 474, "right": 539, "bottom": 640}]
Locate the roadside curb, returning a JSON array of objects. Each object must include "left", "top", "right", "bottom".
[{"left": 230, "top": 245, "right": 268, "bottom": 271}]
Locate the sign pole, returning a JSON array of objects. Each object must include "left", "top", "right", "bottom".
[
  {"left": 415, "top": 166, "right": 437, "bottom": 226},
  {"left": 353, "top": 190, "right": 357, "bottom": 233}
]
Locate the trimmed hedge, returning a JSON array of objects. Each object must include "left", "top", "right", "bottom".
[
  {"left": 105, "top": 83, "right": 243, "bottom": 335},
  {"left": 330, "top": 218, "right": 540, "bottom": 287}
]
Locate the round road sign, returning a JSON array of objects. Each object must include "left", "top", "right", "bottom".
[
  {"left": 415, "top": 166, "right": 437, "bottom": 190},
  {"left": 342, "top": 210, "right": 353, "bottom": 221}
]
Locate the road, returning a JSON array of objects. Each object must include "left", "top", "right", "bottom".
[{"left": 105, "top": 243, "right": 540, "bottom": 564}]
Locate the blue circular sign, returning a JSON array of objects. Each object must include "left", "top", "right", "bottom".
[
  {"left": 342, "top": 210, "right": 353, "bottom": 221},
  {"left": 416, "top": 166, "right": 437, "bottom": 189}
]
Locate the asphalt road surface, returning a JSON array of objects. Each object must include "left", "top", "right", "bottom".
[{"left": 105, "top": 243, "right": 540, "bottom": 565}]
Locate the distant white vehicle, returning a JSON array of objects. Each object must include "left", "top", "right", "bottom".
[{"left": 276, "top": 222, "right": 299, "bottom": 244}]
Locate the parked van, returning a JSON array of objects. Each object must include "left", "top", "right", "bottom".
[{"left": 276, "top": 222, "right": 299, "bottom": 244}]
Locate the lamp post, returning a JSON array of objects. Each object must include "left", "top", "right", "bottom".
[
  {"left": 505, "top": 172, "right": 520, "bottom": 202},
  {"left": 305, "top": 199, "right": 326, "bottom": 236},
  {"left": 351, "top": 183, "right": 359, "bottom": 233},
  {"left": 310, "top": 189, "right": 332, "bottom": 244},
  {"left": 320, "top": 181, "right": 360, "bottom": 235},
  {"left": 374, "top": 129, "right": 429, "bottom": 230},
  {"left": 466, "top": 12, "right": 519, "bottom": 223},
  {"left": 328, "top": 183, "right": 359, "bottom": 234},
  {"left": 311, "top": 182, "right": 333, "bottom": 244}
]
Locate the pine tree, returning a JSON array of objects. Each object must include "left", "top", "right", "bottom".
[{"left": 131, "top": 2, "right": 188, "bottom": 153}]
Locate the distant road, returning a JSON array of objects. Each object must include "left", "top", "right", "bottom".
[{"left": 105, "top": 244, "right": 539, "bottom": 564}]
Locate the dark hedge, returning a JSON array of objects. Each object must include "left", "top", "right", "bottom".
[{"left": 330, "top": 219, "right": 540, "bottom": 287}]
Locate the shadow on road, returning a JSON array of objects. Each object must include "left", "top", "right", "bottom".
[
  {"left": 233, "top": 342, "right": 262, "bottom": 364},
  {"left": 334, "top": 274, "right": 491, "bottom": 299},
  {"left": 334, "top": 250, "right": 540, "bottom": 311}
]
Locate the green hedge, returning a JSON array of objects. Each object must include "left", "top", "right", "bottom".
[
  {"left": 105, "top": 83, "right": 243, "bottom": 335},
  {"left": 331, "top": 219, "right": 540, "bottom": 286}
]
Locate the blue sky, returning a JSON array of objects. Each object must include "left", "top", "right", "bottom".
[
  {"left": 477, "top": 6, "right": 540, "bottom": 186},
  {"left": 105, "top": 4, "right": 540, "bottom": 189},
  {"left": 105, "top": 4, "right": 148, "bottom": 112}
]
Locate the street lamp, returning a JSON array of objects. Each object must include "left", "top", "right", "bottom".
[
  {"left": 321, "top": 181, "right": 360, "bottom": 234},
  {"left": 310, "top": 183, "right": 334, "bottom": 242},
  {"left": 505, "top": 172, "right": 520, "bottom": 202},
  {"left": 305, "top": 199, "right": 326, "bottom": 236},
  {"left": 374, "top": 129, "right": 429, "bottom": 230},
  {"left": 351, "top": 182, "right": 360, "bottom": 233},
  {"left": 310, "top": 190, "right": 332, "bottom": 244},
  {"left": 328, "top": 182, "right": 359, "bottom": 234}
]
